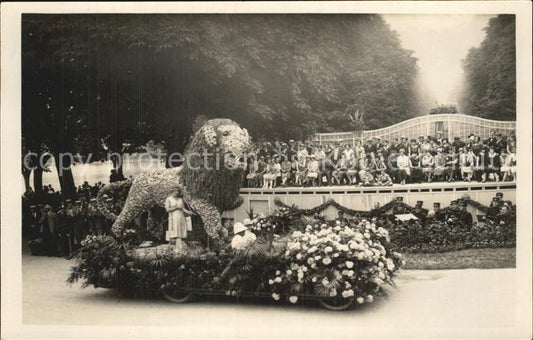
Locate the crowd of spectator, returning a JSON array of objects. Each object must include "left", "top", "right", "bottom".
[
  {"left": 22, "top": 174, "right": 133, "bottom": 258},
  {"left": 244, "top": 130, "right": 516, "bottom": 188}
]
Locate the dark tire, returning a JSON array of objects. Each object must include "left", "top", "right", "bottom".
[
  {"left": 319, "top": 296, "right": 354, "bottom": 311},
  {"left": 161, "top": 286, "right": 194, "bottom": 303}
]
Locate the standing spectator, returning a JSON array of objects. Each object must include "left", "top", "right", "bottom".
[{"left": 43, "top": 205, "right": 60, "bottom": 256}]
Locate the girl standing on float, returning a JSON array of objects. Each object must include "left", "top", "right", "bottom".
[{"left": 165, "top": 190, "right": 194, "bottom": 254}]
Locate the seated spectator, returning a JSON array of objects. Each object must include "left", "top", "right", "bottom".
[
  {"left": 294, "top": 155, "right": 307, "bottom": 186},
  {"left": 486, "top": 147, "right": 501, "bottom": 182},
  {"left": 332, "top": 153, "right": 349, "bottom": 185},
  {"left": 396, "top": 148, "right": 411, "bottom": 185},
  {"left": 345, "top": 155, "right": 358, "bottom": 185},
  {"left": 421, "top": 150, "right": 434, "bottom": 183},
  {"left": 376, "top": 170, "right": 392, "bottom": 186},
  {"left": 459, "top": 148, "right": 474, "bottom": 181},
  {"left": 409, "top": 150, "right": 423, "bottom": 183},
  {"left": 246, "top": 155, "right": 258, "bottom": 188},
  {"left": 256, "top": 156, "right": 267, "bottom": 188},
  {"left": 263, "top": 158, "right": 277, "bottom": 189},
  {"left": 280, "top": 156, "right": 293, "bottom": 187},
  {"left": 358, "top": 156, "right": 375, "bottom": 186},
  {"left": 306, "top": 155, "right": 320, "bottom": 186}
]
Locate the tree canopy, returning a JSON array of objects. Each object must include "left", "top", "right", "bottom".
[
  {"left": 22, "top": 14, "right": 420, "bottom": 193},
  {"left": 459, "top": 15, "right": 516, "bottom": 121}
]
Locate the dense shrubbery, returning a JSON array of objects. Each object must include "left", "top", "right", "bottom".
[{"left": 385, "top": 219, "right": 515, "bottom": 253}]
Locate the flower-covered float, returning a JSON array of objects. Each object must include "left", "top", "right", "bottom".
[
  {"left": 67, "top": 118, "right": 403, "bottom": 311},
  {"left": 68, "top": 207, "right": 403, "bottom": 311}
]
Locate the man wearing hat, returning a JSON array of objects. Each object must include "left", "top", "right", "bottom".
[
  {"left": 427, "top": 202, "right": 445, "bottom": 221},
  {"left": 28, "top": 205, "right": 41, "bottom": 240},
  {"left": 41, "top": 205, "right": 60, "bottom": 256},
  {"left": 413, "top": 201, "right": 428, "bottom": 220},
  {"left": 392, "top": 197, "right": 406, "bottom": 215},
  {"left": 457, "top": 200, "right": 473, "bottom": 229},
  {"left": 486, "top": 197, "right": 501, "bottom": 221},
  {"left": 231, "top": 219, "right": 256, "bottom": 250}
]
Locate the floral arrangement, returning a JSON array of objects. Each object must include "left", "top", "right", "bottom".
[
  {"left": 105, "top": 119, "right": 251, "bottom": 242},
  {"left": 273, "top": 198, "right": 417, "bottom": 219},
  {"left": 266, "top": 220, "right": 402, "bottom": 305},
  {"left": 180, "top": 118, "right": 251, "bottom": 213},
  {"left": 273, "top": 197, "right": 493, "bottom": 219},
  {"left": 248, "top": 206, "right": 296, "bottom": 236},
  {"left": 68, "top": 213, "right": 402, "bottom": 309}
]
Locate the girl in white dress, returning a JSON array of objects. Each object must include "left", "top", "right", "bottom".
[{"left": 165, "top": 191, "right": 194, "bottom": 253}]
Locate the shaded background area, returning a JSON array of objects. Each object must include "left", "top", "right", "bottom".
[{"left": 21, "top": 14, "right": 516, "bottom": 197}]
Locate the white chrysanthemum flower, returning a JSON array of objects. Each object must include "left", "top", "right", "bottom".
[
  {"left": 289, "top": 296, "right": 298, "bottom": 304},
  {"left": 324, "top": 246, "right": 333, "bottom": 253},
  {"left": 286, "top": 270, "right": 292, "bottom": 275},
  {"left": 268, "top": 279, "right": 274, "bottom": 285},
  {"left": 345, "top": 261, "right": 354, "bottom": 269},
  {"left": 356, "top": 297, "right": 365, "bottom": 304},
  {"left": 272, "top": 293, "right": 280, "bottom": 301},
  {"left": 322, "top": 257, "right": 332, "bottom": 265},
  {"left": 274, "top": 276, "right": 282, "bottom": 283},
  {"left": 329, "top": 289, "right": 337, "bottom": 297},
  {"left": 365, "top": 295, "right": 374, "bottom": 303}
]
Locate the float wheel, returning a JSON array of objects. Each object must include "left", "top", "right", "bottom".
[
  {"left": 161, "top": 286, "right": 194, "bottom": 303},
  {"left": 318, "top": 296, "right": 354, "bottom": 311}
]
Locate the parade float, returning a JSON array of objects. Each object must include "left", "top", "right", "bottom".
[
  {"left": 67, "top": 119, "right": 515, "bottom": 310},
  {"left": 67, "top": 119, "right": 404, "bottom": 311}
]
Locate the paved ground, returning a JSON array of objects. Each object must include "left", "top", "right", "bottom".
[{"left": 19, "top": 253, "right": 525, "bottom": 339}]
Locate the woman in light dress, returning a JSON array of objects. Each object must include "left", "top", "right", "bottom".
[{"left": 165, "top": 190, "right": 194, "bottom": 253}]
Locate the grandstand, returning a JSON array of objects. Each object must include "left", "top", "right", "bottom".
[{"left": 311, "top": 113, "right": 516, "bottom": 146}]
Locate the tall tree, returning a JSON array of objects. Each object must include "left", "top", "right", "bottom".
[{"left": 459, "top": 15, "right": 516, "bottom": 120}]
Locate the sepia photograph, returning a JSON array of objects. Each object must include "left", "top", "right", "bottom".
[{"left": 2, "top": 2, "right": 532, "bottom": 339}]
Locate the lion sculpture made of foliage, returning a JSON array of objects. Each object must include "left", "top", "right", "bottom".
[{"left": 98, "top": 118, "right": 251, "bottom": 240}]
